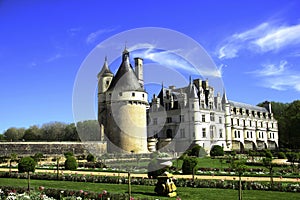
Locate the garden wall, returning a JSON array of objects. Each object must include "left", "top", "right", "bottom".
[{"left": 0, "top": 141, "right": 107, "bottom": 156}]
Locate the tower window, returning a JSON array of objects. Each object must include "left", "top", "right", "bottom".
[
  {"left": 202, "top": 115, "right": 205, "bottom": 122},
  {"left": 132, "top": 92, "right": 135, "bottom": 97},
  {"left": 106, "top": 80, "right": 109, "bottom": 85},
  {"left": 202, "top": 128, "right": 206, "bottom": 138}
]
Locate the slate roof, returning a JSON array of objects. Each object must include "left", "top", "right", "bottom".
[
  {"left": 229, "top": 100, "right": 268, "bottom": 112},
  {"left": 97, "top": 57, "right": 113, "bottom": 78},
  {"left": 107, "top": 51, "right": 143, "bottom": 92}
]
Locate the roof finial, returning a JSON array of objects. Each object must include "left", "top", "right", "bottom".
[{"left": 189, "top": 75, "right": 192, "bottom": 84}]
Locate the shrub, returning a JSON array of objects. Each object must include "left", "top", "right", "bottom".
[
  {"left": 18, "top": 157, "right": 36, "bottom": 173},
  {"left": 87, "top": 153, "right": 95, "bottom": 162},
  {"left": 210, "top": 145, "right": 224, "bottom": 157},
  {"left": 277, "top": 152, "right": 286, "bottom": 159},
  {"left": 64, "top": 152, "right": 74, "bottom": 158},
  {"left": 64, "top": 156, "right": 78, "bottom": 170},
  {"left": 182, "top": 157, "right": 198, "bottom": 175},
  {"left": 188, "top": 144, "right": 207, "bottom": 157}
]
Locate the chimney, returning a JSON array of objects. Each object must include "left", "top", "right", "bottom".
[{"left": 134, "top": 57, "right": 144, "bottom": 88}]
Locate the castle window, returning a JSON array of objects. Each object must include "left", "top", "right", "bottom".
[
  {"left": 219, "top": 116, "right": 222, "bottom": 124},
  {"left": 238, "top": 131, "right": 240, "bottom": 138},
  {"left": 179, "top": 115, "right": 184, "bottom": 122},
  {"left": 234, "top": 130, "right": 237, "bottom": 138},
  {"left": 250, "top": 131, "right": 253, "bottom": 138},
  {"left": 210, "top": 113, "right": 215, "bottom": 121},
  {"left": 106, "top": 80, "right": 109, "bottom": 85},
  {"left": 210, "top": 125, "right": 215, "bottom": 138},
  {"left": 202, "top": 114, "right": 206, "bottom": 122},
  {"left": 132, "top": 92, "right": 135, "bottom": 97},
  {"left": 237, "top": 119, "right": 239, "bottom": 126},
  {"left": 202, "top": 128, "right": 206, "bottom": 138},
  {"left": 201, "top": 100, "right": 205, "bottom": 108},
  {"left": 167, "top": 117, "right": 172, "bottom": 123},
  {"left": 142, "top": 94, "right": 145, "bottom": 98},
  {"left": 246, "top": 131, "right": 249, "bottom": 138},
  {"left": 119, "top": 92, "right": 122, "bottom": 96},
  {"left": 219, "top": 129, "right": 223, "bottom": 138},
  {"left": 249, "top": 120, "right": 252, "bottom": 127},
  {"left": 180, "top": 129, "right": 185, "bottom": 138}
]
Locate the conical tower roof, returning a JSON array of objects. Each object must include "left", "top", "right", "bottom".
[
  {"left": 97, "top": 56, "right": 113, "bottom": 78},
  {"left": 108, "top": 49, "right": 143, "bottom": 92}
]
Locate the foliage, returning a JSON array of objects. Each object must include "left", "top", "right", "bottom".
[
  {"left": 64, "top": 156, "right": 78, "bottom": 170},
  {"left": 260, "top": 100, "right": 300, "bottom": 149},
  {"left": 277, "top": 152, "right": 287, "bottom": 159},
  {"left": 182, "top": 156, "right": 198, "bottom": 175},
  {"left": 33, "top": 152, "right": 43, "bottom": 163},
  {"left": 76, "top": 120, "right": 100, "bottom": 141},
  {"left": 64, "top": 152, "right": 74, "bottom": 158},
  {"left": 264, "top": 149, "right": 273, "bottom": 159},
  {"left": 86, "top": 153, "right": 95, "bottom": 162},
  {"left": 187, "top": 144, "right": 207, "bottom": 157},
  {"left": 210, "top": 145, "right": 224, "bottom": 157},
  {"left": 286, "top": 152, "right": 299, "bottom": 164},
  {"left": 18, "top": 157, "right": 36, "bottom": 173}
]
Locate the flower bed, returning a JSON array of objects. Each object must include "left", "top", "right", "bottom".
[{"left": 1, "top": 172, "right": 300, "bottom": 193}]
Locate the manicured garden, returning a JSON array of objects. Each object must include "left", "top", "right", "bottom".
[{"left": 1, "top": 178, "right": 300, "bottom": 200}]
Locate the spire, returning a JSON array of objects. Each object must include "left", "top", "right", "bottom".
[
  {"left": 108, "top": 48, "right": 143, "bottom": 92},
  {"left": 98, "top": 56, "right": 113, "bottom": 78},
  {"left": 222, "top": 89, "right": 228, "bottom": 104}
]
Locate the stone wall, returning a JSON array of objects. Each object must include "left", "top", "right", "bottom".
[{"left": 0, "top": 141, "right": 107, "bottom": 156}]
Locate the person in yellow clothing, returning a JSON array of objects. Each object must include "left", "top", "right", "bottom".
[{"left": 155, "top": 172, "right": 177, "bottom": 197}]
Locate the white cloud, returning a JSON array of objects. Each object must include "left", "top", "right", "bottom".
[
  {"left": 86, "top": 28, "right": 117, "bottom": 44},
  {"left": 46, "top": 54, "right": 62, "bottom": 62},
  {"left": 218, "top": 22, "right": 300, "bottom": 59},
  {"left": 130, "top": 44, "right": 222, "bottom": 78},
  {"left": 248, "top": 60, "right": 300, "bottom": 92}
]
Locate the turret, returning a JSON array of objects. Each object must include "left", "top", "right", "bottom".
[{"left": 97, "top": 57, "right": 113, "bottom": 94}]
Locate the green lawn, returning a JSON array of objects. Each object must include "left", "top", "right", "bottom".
[{"left": 0, "top": 178, "right": 299, "bottom": 200}]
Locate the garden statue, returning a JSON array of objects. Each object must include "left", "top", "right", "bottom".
[{"left": 154, "top": 172, "right": 177, "bottom": 197}]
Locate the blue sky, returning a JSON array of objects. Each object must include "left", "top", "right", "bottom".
[{"left": 1, "top": 0, "right": 300, "bottom": 133}]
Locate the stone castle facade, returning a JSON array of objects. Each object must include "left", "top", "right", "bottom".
[{"left": 98, "top": 49, "right": 279, "bottom": 153}]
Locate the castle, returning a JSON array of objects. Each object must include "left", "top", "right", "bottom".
[{"left": 98, "top": 49, "right": 279, "bottom": 153}]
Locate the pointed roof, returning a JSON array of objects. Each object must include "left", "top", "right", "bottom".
[
  {"left": 97, "top": 56, "right": 113, "bottom": 78},
  {"left": 222, "top": 90, "right": 228, "bottom": 104},
  {"left": 108, "top": 50, "right": 143, "bottom": 92}
]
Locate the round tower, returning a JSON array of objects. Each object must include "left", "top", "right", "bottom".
[
  {"left": 105, "top": 49, "right": 149, "bottom": 153},
  {"left": 97, "top": 57, "right": 113, "bottom": 141}
]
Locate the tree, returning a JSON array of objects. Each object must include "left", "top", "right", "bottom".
[
  {"left": 87, "top": 153, "right": 95, "bottom": 162},
  {"left": 182, "top": 157, "right": 198, "bottom": 175},
  {"left": 76, "top": 120, "right": 100, "bottom": 141},
  {"left": 65, "top": 156, "right": 78, "bottom": 170},
  {"left": 277, "top": 152, "right": 286, "bottom": 159},
  {"left": 210, "top": 145, "right": 224, "bottom": 157},
  {"left": 187, "top": 144, "right": 207, "bottom": 157},
  {"left": 263, "top": 157, "right": 274, "bottom": 188},
  {"left": 64, "top": 123, "right": 80, "bottom": 141},
  {"left": 23, "top": 125, "right": 41, "bottom": 141},
  {"left": 41, "top": 122, "right": 67, "bottom": 141},
  {"left": 33, "top": 152, "right": 43, "bottom": 166},
  {"left": 64, "top": 151, "right": 74, "bottom": 158},
  {"left": 18, "top": 157, "right": 36, "bottom": 193},
  {"left": 4, "top": 127, "right": 25, "bottom": 141},
  {"left": 230, "top": 158, "right": 246, "bottom": 200}
]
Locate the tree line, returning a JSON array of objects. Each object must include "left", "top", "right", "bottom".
[
  {"left": 0, "top": 120, "right": 101, "bottom": 142},
  {"left": 258, "top": 100, "right": 300, "bottom": 149}
]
